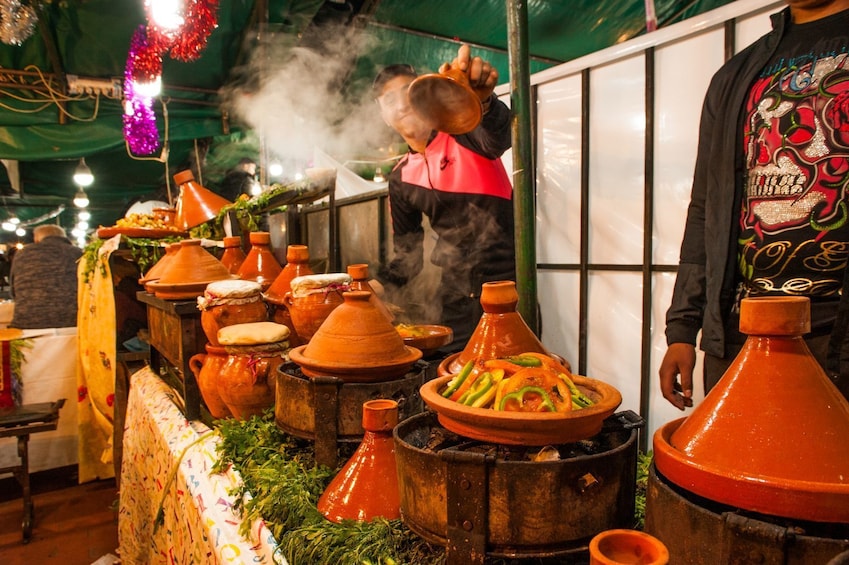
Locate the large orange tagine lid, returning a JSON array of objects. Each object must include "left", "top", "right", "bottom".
[
  {"left": 653, "top": 296, "right": 849, "bottom": 523},
  {"left": 288, "top": 291, "right": 421, "bottom": 382},
  {"left": 173, "top": 169, "right": 232, "bottom": 230},
  {"left": 440, "top": 280, "right": 548, "bottom": 376},
  {"left": 146, "top": 239, "right": 233, "bottom": 299},
  {"left": 264, "top": 244, "right": 312, "bottom": 303}
]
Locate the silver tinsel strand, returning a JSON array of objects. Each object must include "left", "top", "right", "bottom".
[{"left": 0, "top": 0, "right": 38, "bottom": 46}]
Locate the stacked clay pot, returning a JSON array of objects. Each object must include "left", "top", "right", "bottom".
[
  {"left": 215, "top": 321, "right": 290, "bottom": 420},
  {"left": 237, "top": 231, "right": 282, "bottom": 291},
  {"left": 264, "top": 245, "right": 314, "bottom": 346},
  {"left": 282, "top": 273, "right": 352, "bottom": 342},
  {"left": 197, "top": 279, "right": 267, "bottom": 347},
  {"left": 189, "top": 344, "right": 232, "bottom": 419}
]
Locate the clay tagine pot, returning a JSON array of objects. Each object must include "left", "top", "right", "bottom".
[
  {"left": 653, "top": 296, "right": 849, "bottom": 523},
  {"left": 173, "top": 169, "right": 232, "bottom": 230},
  {"left": 145, "top": 239, "right": 233, "bottom": 300},
  {"left": 288, "top": 290, "right": 422, "bottom": 382},
  {"left": 408, "top": 64, "right": 483, "bottom": 134},
  {"left": 439, "top": 280, "right": 548, "bottom": 377},
  {"left": 220, "top": 236, "right": 246, "bottom": 275},
  {"left": 265, "top": 245, "right": 314, "bottom": 346},
  {"left": 589, "top": 529, "right": 669, "bottom": 565},
  {"left": 282, "top": 273, "right": 352, "bottom": 342},
  {"left": 237, "top": 231, "right": 282, "bottom": 291},
  {"left": 347, "top": 263, "right": 394, "bottom": 322},
  {"left": 317, "top": 399, "right": 401, "bottom": 523},
  {"left": 139, "top": 242, "right": 180, "bottom": 290},
  {"left": 197, "top": 279, "right": 267, "bottom": 347}
]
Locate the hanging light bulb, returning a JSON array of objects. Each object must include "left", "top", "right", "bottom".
[
  {"left": 1, "top": 220, "right": 16, "bottom": 232},
  {"left": 74, "top": 189, "right": 90, "bottom": 208},
  {"left": 15, "top": 227, "right": 25, "bottom": 237},
  {"left": 78, "top": 210, "right": 91, "bottom": 221},
  {"left": 268, "top": 161, "right": 284, "bottom": 177},
  {"left": 73, "top": 158, "right": 94, "bottom": 187},
  {"left": 133, "top": 75, "right": 162, "bottom": 98}
]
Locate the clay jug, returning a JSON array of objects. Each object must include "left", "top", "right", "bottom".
[
  {"left": 265, "top": 245, "right": 314, "bottom": 346},
  {"left": 197, "top": 280, "right": 267, "bottom": 346},
  {"left": 173, "top": 169, "right": 232, "bottom": 230},
  {"left": 317, "top": 399, "right": 401, "bottom": 522},
  {"left": 217, "top": 342, "right": 287, "bottom": 420},
  {"left": 439, "top": 280, "right": 547, "bottom": 376},
  {"left": 283, "top": 273, "right": 352, "bottom": 342},
  {"left": 654, "top": 296, "right": 849, "bottom": 523},
  {"left": 237, "top": 232, "right": 282, "bottom": 291},
  {"left": 189, "top": 344, "right": 232, "bottom": 419},
  {"left": 347, "top": 263, "right": 394, "bottom": 322},
  {"left": 220, "top": 236, "right": 246, "bottom": 275},
  {"left": 589, "top": 529, "right": 669, "bottom": 565}
]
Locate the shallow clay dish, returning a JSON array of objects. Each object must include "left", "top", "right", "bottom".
[
  {"left": 97, "top": 226, "right": 188, "bottom": 239},
  {"left": 397, "top": 324, "right": 453, "bottom": 357},
  {"left": 420, "top": 374, "right": 622, "bottom": 445},
  {"left": 288, "top": 344, "right": 422, "bottom": 382}
]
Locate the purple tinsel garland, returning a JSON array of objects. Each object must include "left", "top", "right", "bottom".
[{"left": 123, "top": 26, "right": 161, "bottom": 156}]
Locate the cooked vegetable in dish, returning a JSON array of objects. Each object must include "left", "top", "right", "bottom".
[{"left": 439, "top": 352, "right": 595, "bottom": 412}]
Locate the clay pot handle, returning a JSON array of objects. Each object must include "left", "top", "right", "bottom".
[
  {"left": 189, "top": 353, "right": 207, "bottom": 378},
  {"left": 283, "top": 292, "right": 294, "bottom": 309}
]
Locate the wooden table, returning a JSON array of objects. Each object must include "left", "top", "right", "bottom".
[{"left": 136, "top": 291, "right": 205, "bottom": 420}]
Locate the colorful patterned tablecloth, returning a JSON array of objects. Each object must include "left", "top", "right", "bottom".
[{"left": 118, "top": 366, "right": 283, "bottom": 564}]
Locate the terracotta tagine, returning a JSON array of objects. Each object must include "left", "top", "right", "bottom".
[
  {"left": 152, "top": 207, "right": 177, "bottom": 227},
  {"left": 438, "top": 280, "right": 548, "bottom": 377},
  {"left": 189, "top": 344, "right": 233, "bottom": 419},
  {"left": 347, "top": 263, "right": 394, "bottom": 322},
  {"left": 139, "top": 242, "right": 180, "bottom": 290},
  {"left": 215, "top": 321, "right": 291, "bottom": 420},
  {"left": 265, "top": 245, "right": 314, "bottom": 346},
  {"left": 589, "top": 529, "right": 669, "bottom": 565},
  {"left": 146, "top": 239, "right": 233, "bottom": 300},
  {"left": 288, "top": 290, "right": 422, "bottom": 382},
  {"left": 220, "top": 236, "right": 246, "bottom": 275},
  {"left": 237, "top": 231, "right": 282, "bottom": 291},
  {"left": 282, "top": 273, "right": 352, "bottom": 342},
  {"left": 407, "top": 64, "right": 484, "bottom": 135},
  {"left": 197, "top": 279, "right": 267, "bottom": 347},
  {"left": 653, "top": 296, "right": 849, "bottom": 523},
  {"left": 173, "top": 169, "right": 232, "bottom": 230},
  {"left": 317, "top": 399, "right": 401, "bottom": 522}
]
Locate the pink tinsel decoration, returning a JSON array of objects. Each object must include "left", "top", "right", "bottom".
[{"left": 123, "top": 26, "right": 161, "bottom": 156}]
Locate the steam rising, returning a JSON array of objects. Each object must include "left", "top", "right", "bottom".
[{"left": 220, "top": 24, "right": 396, "bottom": 168}]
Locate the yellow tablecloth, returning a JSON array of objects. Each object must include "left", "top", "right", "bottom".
[{"left": 118, "top": 366, "right": 281, "bottom": 564}]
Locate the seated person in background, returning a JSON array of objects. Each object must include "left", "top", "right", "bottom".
[{"left": 10, "top": 224, "right": 83, "bottom": 329}]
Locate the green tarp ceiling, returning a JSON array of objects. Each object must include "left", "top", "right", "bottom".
[{"left": 0, "top": 0, "right": 735, "bottom": 242}]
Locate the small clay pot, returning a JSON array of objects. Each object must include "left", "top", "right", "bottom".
[
  {"left": 152, "top": 207, "right": 177, "bottom": 227},
  {"left": 589, "top": 529, "right": 669, "bottom": 565},
  {"left": 407, "top": 64, "right": 484, "bottom": 134},
  {"left": 198, "top": 280, "right": 267, "bottom": 346},
  {"left": 220, "top": 236, "right": 246, "bottom": 275},
  {"left": 282, "top": 273, "right": 351, "bottom": 342},
  {"left": 189, "top": 344, "right": 232, "bottom": 419}
]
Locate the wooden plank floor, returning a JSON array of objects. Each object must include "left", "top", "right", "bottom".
[{"left": 0, "top": 466, "right": 119, "bottom": 565}]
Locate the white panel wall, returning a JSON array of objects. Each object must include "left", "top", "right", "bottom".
[
  {"left": 589, "top": 56, "right": 646, "bottom": 265},
  {"left": 537, "top": 75, "right": 582, "bottom": 265},
  {"left": 527, "top": 0, "right": 783, "bottom": 446}
]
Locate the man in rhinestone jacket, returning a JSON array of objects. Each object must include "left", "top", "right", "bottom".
[{"left": 374, "top": 45, "right": 515, "bottom": 350}]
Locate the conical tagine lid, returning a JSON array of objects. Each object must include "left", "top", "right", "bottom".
[{"left": 653, "top": 296, "right": 849, "bottom": 523}]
